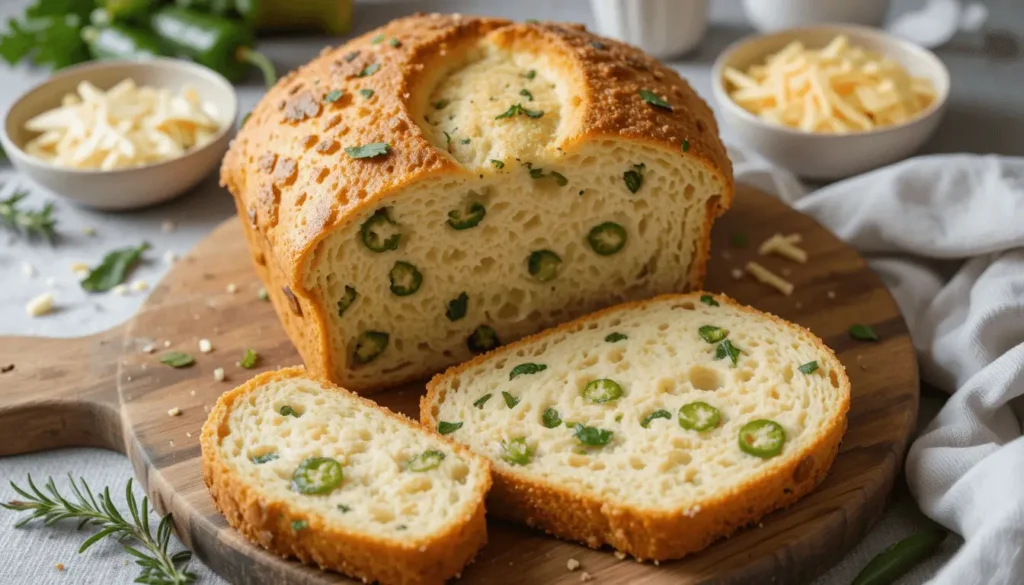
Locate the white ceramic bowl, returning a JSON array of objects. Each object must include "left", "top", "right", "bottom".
[
  {"left": 712, "top": 25, "right": 950, "bottom": 180},
  {"left": 741, "top": 0, "right": 890, "bottom": 32},
  {"left": 590, "top": 0, "right": 709, "bottom": 59},
  {"left": 1, "top": 58, "right": 238, "bottom": 210}
]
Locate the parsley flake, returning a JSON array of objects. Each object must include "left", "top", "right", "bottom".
[
  {"left": 639, "top": 89, "right": 673, "bottom": 111},
  {"left": 358, "top": 63, "right": 380, "bottom": 77},
  {"left": 495, "top": 103, "right": 544, "bottom": 119},
  {"left": 323, "top": 90, "right": 343, "bottom": 103},
  {"left": 345, "top": 142, "right": 390, "bottom": 159},
  {"left": 359, "top": 89, "right": 374, "bottom": 99}
]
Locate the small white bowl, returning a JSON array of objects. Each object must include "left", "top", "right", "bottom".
[
  {"left": 1, "top": 58, "right": 237, "bottom": 210},
  {"left": 712, "top": 25, "right": 950, "bottom": 180},
  {"left": 590, "top": 0, "right": 709, "bottom": 59}
]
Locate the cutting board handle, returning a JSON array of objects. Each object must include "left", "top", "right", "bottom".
[{"left": 0, "top": 326, "right": 125, "bottom": 457}]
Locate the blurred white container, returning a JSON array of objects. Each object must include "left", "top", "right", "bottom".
[
  {"left": 589, "top": 0, "right": 709, "bottom": 59},
  {"left": 742, "top": 0, "right": 890, "bottom": 32}
]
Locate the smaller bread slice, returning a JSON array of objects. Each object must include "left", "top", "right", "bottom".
[
  {"left": 201, "top": 367, "right": 492, "bottom": 585},
  {"left": 420, "top": 293, "right": 850, "bottom": 560}
]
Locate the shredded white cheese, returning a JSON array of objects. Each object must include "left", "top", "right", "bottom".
[
  {"left": 167, "top": 407, "right": 182, "bottom": 417},
  {"left": 746, "top": 262, "right": 795, "bottom": 296},
  {"left": 566, "top": 559, "right": 580, "bottom": 571},
  {"left": 25, "top": 292, "right": 55, "bottom": 317},
  {"left": 758, "top": 233, "right": 808, "bottom": 264},
  {"left": 213, "top": 367, "right": 225, "bottom": 382},
  {"left": 198, "top": 339, "right": 213, "bottom": 353}
]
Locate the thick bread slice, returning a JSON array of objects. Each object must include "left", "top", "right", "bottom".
[
  {"left": 201, "top": 367, "right": 492, "bottom": 585},
  {"left": 220, "top": 14, "right": 733, "bottom": 393},
  {"left": 420, "top": 294, "right": 850, "bottom": 560}
]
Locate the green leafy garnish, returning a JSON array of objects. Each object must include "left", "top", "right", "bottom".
[
  {"left": 849, "top": 324, "right": 879, "bottom": 341},
  {"left": 360, "top": 208, "right": 401, "bottom": 252},
  {"left": 159, "top": 352, "right": 194, "bottom": 368},
  {"left": 0, "top": 192, "right": 58, "bottom": 244},
  {"left": 358, "top": 63, "right": 381, "bottom": 77},
  {"left": 639, "top": 89, "right": 673, "bottom": 111},
  {"left": 292, "top": 520, "right": 307, "bottom": 531},
  {"left": 473, "top": 394, "right": 492, "bottom": 409},
  {"left": 81, "top": 242, "right": 150, "bottom": 292},
  {"left": 573, "top": 424, "right": 613, "bottom": 447},
  {"left": 641, "top": 409, "right": 672, "bottom": 428},
  {"left": 239, "top": 349, "right": 259, "bottom": 369},
  {"left": 353, "top": 331, "right": 389, "bottom": 364},
  {"left": 446, "top": 292, "right": 469, "bottom": 321},
  {"left": 0, "top": 1, "right": 93, "bottom": 71},
  {"left": 523, "top": 69, "right": 537, "bottom": 80},
  {"left": 460, "top": 137, "right": 471, "bottom": 144},
  {"left": 252, "top": 453, "right": 279, "bottom": 464},
  {"left": 345, "top": 142, "right": 390, "bottom": 159},
  {"left": 495, "top": 103, "right": 544, "bottom": 119},
  {"left": 337, "top": 286, "right": 357, "bottom": 316},
  {"left": 715, "top": 340, "right": 742, "bottom": 366},
  {"left": 582, "top": 379, "right": 624, "bottom": 403},
  {"left": 700, "top": 294, "right": 719, "bottom": 307},
  {"left": 798, "top": 361, "right": 819, "bottom": 374},
  {"left": 542, "top": 408, "right": 562, "bottom": 428},
  {"left": 279, "top": 405, "right": 300, "bottom": 418},
  {"left": 510, "top": 363, "right": 546, "bottom": 380},
  {"left": 406, "top": 450, "right": 445, "bottom": 472},
  {"left": 682, "top": 139, "right": 691, "bottom": 152},
  {"left": 605, "top": 332, "right": 628, "bottom": 343},
  {"left": 501, "top": 437, "right": 532, "bottom": 465},
  {"left": 698, "top": 325, "right": 728, "bottom": 343},
  {"left": 371, "top": 34, "right": 385, "bottom": 44},
  {"left": 389, "top": 38, "right": 401, "bottom": 48},
  {"left": 1, "top": 475, "right": 196, "bottom": 585},
  {"left": 323, "top": 90, "right": 343, "bottom": 103},
  {"left": 467, "top": 325, "right": 500, "bottom": 354},
  {"left": 502, "top": 391, "right": 520, "bottom": 409},
  {"left": 623, "top": 164, "right": 644, "bottom": 194},
  {"left": 437, "top": 421, "right": 463, "bottom": 435},
  {"left": 433, "top": 99, "right": 450, "bottom": 109},
  {"left": 359, "top": 89, "right": 374, "bottom": 99},
  {"left": 490, "top": 159, "right": 505, "bottom": 169},
  {"left": 519, "top": 88, "right": 533, "bottom": 101}
]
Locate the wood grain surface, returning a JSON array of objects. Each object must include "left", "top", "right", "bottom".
[{"left": 0, "top": 185, "right": 919, "bottom": 585}]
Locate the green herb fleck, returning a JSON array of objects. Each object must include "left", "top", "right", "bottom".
[
  {"left": 257, "top": 287, "right": 269, "bottom": 301},
  {"left": 542, "top": 408, "right": 561, "bottom": 428},
  {"left": 359, "top": 89, "right": 374, "bottom": 99},
  {"left": 358, "top": 63, "right": 381, "bottom": 77},
  {"left": 81, "top": 242, "right": 150, "bottom": 292},
  {"left": 639, "top": 89, "right": 673, "bottom": 111},
  {"left": 371, "top": 34, "right": 385, "bottom": 44},
  {"left": 239, "top": 349, "right": 259, "bottom": 369},
  {"left": 389, "top": 38, "right": 401, "bottom": 47},
  {"left": 849, "top": 324, "right": 879, "bottom": 341},
  {"left": 510, "top": 363, "right": 547, "bottom": 380},
  {"left": 502, "top": 391, "right": 520, "bottom": 409},
  {"left": 159, "top": 351, "right": 194, "bottom": 368},
  {"left": 323, "top": 90, "right": 343, "bottom": 103},
  {"left": 437, "top": 421, "right": 463, "bottom": 435},
  {"left": 279, "top": 405, "right": 300, "bottom": 418},
  {"left": 252, "top": 453, "right": 279, "bottom": 464},
  {"left": 337, "top": 504, "right": 351, "bottom": 513},
  {"left": 573, "top": 424, "right": 613, "bottom": 447},
  {"left": 292, "top": 520, "right": 307, "bottom": 531},
  {"left": 698, "top": 325, "right": 728, "bottom": 343},
  {"left": 344, "top": 51, "right": 360, "bottom": 62},
  {"left": 605, "top": 332, "right": 628, "bottom": 343},
  {"left": 473, "top": 394, "right": 492, "bottom": 409},
  {"left": 798, "top": 361, "right": 819, "bottom": 374},
  {"left": 700, "top": 294, "right": 720, "bottom": 307},
  {"left": 460, "top": 137, "right": 471, "bottom": 144},
  {"left": 406, "top": 450, "right": 445, "bottom": 472},
  {"left": 682, "top": 139, "right": 691, "bottom": 152},
  {"left": 641, "top": 409, "right": 672, "bottom": 428},
  {"left": 490, "top": 159, "right": 505, "bottom": 169},
  {"left": 345, "top": 142, "right": 390, "bottom": 159},
  {"left": 519, "top": 88, "right": 533, "bottom": 101},
  {"left": 523, "top": 70, "right": 537, "bottom": 80},
  {"left": 715, "top": 340, "right": 742, "bottom": 366},
  {"left": 623, "top": 164, "right": 644, "bottom": 194},
  {"left": 495, "top": 103, "right": 544, "bottom": 119},
  {"left": 446, "top": 292, "right": 469, "bottom": 321},
  {"left": 501, "top": 437, "right": 532, "bottom": 465}
]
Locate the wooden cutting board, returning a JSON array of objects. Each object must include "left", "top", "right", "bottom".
[{"left": 0, "top": 184, "right": 918, "bottom": 585}]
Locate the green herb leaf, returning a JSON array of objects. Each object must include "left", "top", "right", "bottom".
[
  {"left": 433, "top": 99, "right": 450, "bottom": 109},
  {"left": 239, "top": 349, "right": 259, "bottom": 369},
  {"left": 849, "top": 324, "right": 879, "bottom": 341},
  {"left": 573, "top": 424, "right": 613, "bottom": 447},
  {"left": 446, "top": 292, "right": 469, "bottom": 321},
  {"left": 371, "top": 34, "right": 385, "bottom": 44},
  {"left": 490, "top": 159, "right": 505, "bottom": 169},
  {"left": 798, "top": 361, "right": 819, "bottom": 374},
  {"left": 715, "top": 339, "right": 742, "bottom": 366},
  {"left": 519, "top": 88, "right": 533, "bottom": 100},
  {"left": 698, "top": 325, "right": 728, "bottom": 343},
  {"left": 345, "top": 142, "right": 390, "bottom": 159},
  {"left": 623, "top": 164, "right": 644, "bottom": 194},
  {"left": 523, "top": 69, "right": 537, "bottom": 80},
  {"left": 337, "top": 504, "right": 351, "bottom": 513},
  {"left": 344, "top": 50, "right": 360, "bottom": 62},
  {"left": 473, "top": 394, "right": 492, "bottom": 409},
  {"left": 460, "top": 137, "right": 471, "bottom": 144},
  {"left": 700, "top": 294, "right": 720, "bottom": 307},
  {"left": 257, "top": 287, "right": 270, "bottom": 301},
  {"left": 359, "top": 89, "right": 374, "bottom": 99},
  {"left": 682, "top": 139, "right": 691, "bottom": 152},
  {"left": 641, "top": 409, "right": 671, "bottom": 428},
  {"left": 542, "top": 407, "right": 562, "bottom": 428},
  {"left": 510, "top": 363, "right": 547, "bottom": 380},
  {"left": 437, "top": 421, "right": 462, "bottom": 435},
  {"left": 159, "top": 352, "right": 194, "bottom": 368},
  {"left": 252, "top": 453, "right": 279, "bottom": 464},
  {"left": 358, "top": 63, "right": 381, "bottom": 77},
  {"left": 638, "top": 89, "right": 673, "bottom": 111},
  {"left": 406, "top": 450, "right": 445, "bottom": 472},
  {"left": 323, "top": 89, "right": 343, "bottom": 103},
  {"left": 81, "top": 242, "right": 150, "bottom": 292},
  {"left": 495, "top": 103, "right": 544, "bottom": 119},
  {"left": 605, "top": 332, "right": 628, "bottom": 343},
  {"left": 279, "top": 405, "right": 300, "bottom": 418},
  {"left": 501, "top": 437, "right": 532, "bottom": 465},
  {"left": 291, "top": 519, "right": 308, "bottom": 531},
  {"left": 389, "top": 38, "right": 401, "bottom": 47},
  {"left": 502, "top": 391, "right": 520, "bottom": 409}
]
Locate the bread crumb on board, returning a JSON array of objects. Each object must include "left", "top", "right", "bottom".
[
  {"left": 214, "top": 367, "right": 226, "bottom": 382},
  {"left": 199, "top": 338, "right": 213, "bottom": 353},
  {"left": 745, "top": 262, "right": 794, "bottom": 296},
  {"left": 55, "top": 563, "right": 64, "bottom": 571},
  {"left": 25, "top": 292, "right": 55, "bottom": 317},
  {"left": 226, "top": 283, "right": 238, "bottom": 294},
  {"left": 141, "top": 343, "right": 156, "bottom": 354},
  {"left": 580, "top": 572, "right": 593, "bottom": 582},
  {"left": 566, "top": 558, "right": 580, "bottom": 571},
  {"left": 167, "top": 407, "right": 182, "bottom": 417},
  {"left": 613, "top": 551, "right": 626, "bottom": 560}
]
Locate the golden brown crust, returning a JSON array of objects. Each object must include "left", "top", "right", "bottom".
[
  {"left": 419, "top": 293, "right": 850, "bottom": 561},
  {"left": 220, "top": 14, "right": 734, "bottom": 391},
  {"left": 200, "top": 366, "right": 493, "bottom": 585}
]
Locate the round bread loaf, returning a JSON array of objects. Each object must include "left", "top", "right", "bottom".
[{"left": 221, "top": 14, "right": 734, "bottom": 392}]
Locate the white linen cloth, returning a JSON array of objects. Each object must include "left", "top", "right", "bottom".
[{"left": 731, "top": 147, "right": 1024, "bottom": 585}]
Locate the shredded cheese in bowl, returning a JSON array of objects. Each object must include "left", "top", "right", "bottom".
[
  {"left": 723, "top": 35, "right": 937, "bottom": 134},
  {"left": 23, "top": 79, "right": 222, "bottom": 171}
]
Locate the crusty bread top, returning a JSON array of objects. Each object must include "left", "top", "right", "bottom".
[{"left": 220, "top": 13, "right": 733, "bottom": 290}]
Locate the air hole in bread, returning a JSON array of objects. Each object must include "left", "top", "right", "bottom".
[
  {"left": 829, "top": 369, "right": 840, "bottom": 389},
  {"left": 689, "top": 365, "right": 724, "bottom": 392},
  {"left": 672, "top": 302, "right": 696, "bottom": 311}
]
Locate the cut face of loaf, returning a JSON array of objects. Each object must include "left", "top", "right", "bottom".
[
  {"left": 421, "top": 294, "right": 850, "bottom": 560},
  {"left": 220, "top": 15, "right": 733, "bottom": 393},
  {"left": 200, "top": 368, "right": 492, "bottom": 585}
]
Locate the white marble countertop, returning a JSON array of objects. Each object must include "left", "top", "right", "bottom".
[{"left": 3, "top": 0, "right": 1021, "bottom": 583}]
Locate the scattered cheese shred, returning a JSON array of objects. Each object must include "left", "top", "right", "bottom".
[
  {"left": 746, "top": 262, "right": 795, "bottom": 296},
  {"left": 566, "top": 558, "right": 580, "bottom": 571},
  {"left": 724, "top": 35, "right": 937, "bottom": 133},
  {"left": 25, "top": 292, "right": 55, "bottom": 317},
  {"left": 758, "top": 233, "right": 808, "bottom": 263}
]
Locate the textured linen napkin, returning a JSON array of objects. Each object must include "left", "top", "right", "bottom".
[{"left": 731, "top": 147, "right": 1024, "bottom": 585}]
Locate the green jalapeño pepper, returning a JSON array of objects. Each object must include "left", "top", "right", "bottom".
[
  {"left": 587, "top": 222, "right": 627, "bottom": 256},
  {"left": 528, "top": 249, "right": 561, "bottom": 282},
  {"left": 389, "top": 261, "right": 423, "bottom": 296},
  {"left": 291, "top": 457, "right": 344, "bottom": 494},
  {"left": 82, "top": 24, "right": 169, "bottom": 60},
  {"left": 738, "top": 419, "right": 786, "bottom": 458},
  {"left": 406, "top": 450, "right": 445, "bottom": 472},
  {"left": 103, "top": 0, "right": 155, "bottom": 24},
  {"left": 353, "top": 331, "right": 388, "bottom": 364},
  {"left": 151, "top": 6, "right": 276, "bottom": 86},
  {"left": 582, "top": 379, "right": 624, "bottom": 404},
  {"left": 678, "top": 402, "right": 721, "bottom": 432}
]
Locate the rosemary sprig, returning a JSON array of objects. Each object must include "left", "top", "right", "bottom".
[
  {"left": 2, "top": 474, "right": 196, "bottom": 585},
  {"left": 0, "top": 191, "right": 58, "bottom": 244}
]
